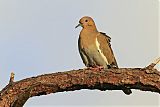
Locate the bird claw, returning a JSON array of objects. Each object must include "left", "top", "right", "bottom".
[{"left": 87, "top": 66, "right": 104, "bottom": 71}]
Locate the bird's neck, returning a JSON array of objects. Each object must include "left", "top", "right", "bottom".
[
  {"left": 80, "top": 28, "right": 98, "bottom": 39},
  {"left": 81, "top": 27, "right": 98, "bottom": 34}
]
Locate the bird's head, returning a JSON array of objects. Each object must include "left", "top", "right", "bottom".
[{"left": 75, "top": 16, "right": 97, "bottom": 30}]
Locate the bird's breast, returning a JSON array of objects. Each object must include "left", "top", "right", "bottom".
[{"left": 79, "top": 31, "right": 97, "bottom": 49}]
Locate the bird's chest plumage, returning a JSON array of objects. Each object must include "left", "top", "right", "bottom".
[{"left": 79, "top": 31, "right": 97, "bottom": 53}]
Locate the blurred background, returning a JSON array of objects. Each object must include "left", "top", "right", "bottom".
[{"left": 0, "top": 0, "right": 159, "bottom": 107}]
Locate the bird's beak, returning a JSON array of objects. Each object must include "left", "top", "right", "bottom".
[{"left": 75, "top": 23, "right": 82, "bottom": 28}]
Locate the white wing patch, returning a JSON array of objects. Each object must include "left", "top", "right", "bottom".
[{"left": 95, "top": 37, "right": 109, "bottom": 64}]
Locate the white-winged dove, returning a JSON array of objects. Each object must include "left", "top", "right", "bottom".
[
  {"left": 76, "top": 16, "right": 131, "bottom": 95},
  {"left": 76, "top": 16, "right": 118, "bottom": 69}
]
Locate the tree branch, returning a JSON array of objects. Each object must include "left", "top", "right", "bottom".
[{"left": 0, "top": 60, "right": 160, "bottom": 107}]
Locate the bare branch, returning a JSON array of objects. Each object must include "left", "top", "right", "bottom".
[
  {"left": 9, "top": 72, "right": 15, "bottom": 84},
  {"left": 146, "top": 57, "right": 160, "bottom": 69},
  {"left": 0, "top": 67, "right": 159, "bottom": 107}
]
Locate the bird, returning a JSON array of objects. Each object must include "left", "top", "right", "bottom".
[
  {"left": 76, "top": 16, "right": 132, "bottom": 95},
  {"left": 76, "top": 16, "right": 118, "bottom": 69}
]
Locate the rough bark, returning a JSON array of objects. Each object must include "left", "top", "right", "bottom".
[{"left": 0, "top": 65, "right": 160, "bottom": 107}]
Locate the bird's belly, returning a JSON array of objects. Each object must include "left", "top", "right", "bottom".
[
  {"left": 80, "top": 36, "right": 108, "bottom": 68},
  {"left": 84, "top": 45, "right": 108, "bottom": 67}
]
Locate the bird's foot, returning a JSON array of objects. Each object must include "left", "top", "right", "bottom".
[{"left": 87, "top": 66, "right": 104, "bottom": 71}]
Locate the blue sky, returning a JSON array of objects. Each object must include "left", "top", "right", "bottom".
[{"left": 0, "top": 0, "right": 159, "bottom": 106}]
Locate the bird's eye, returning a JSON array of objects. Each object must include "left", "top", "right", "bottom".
[{"left": 85, "top": 20, "right": 88, "bottom": 22}]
